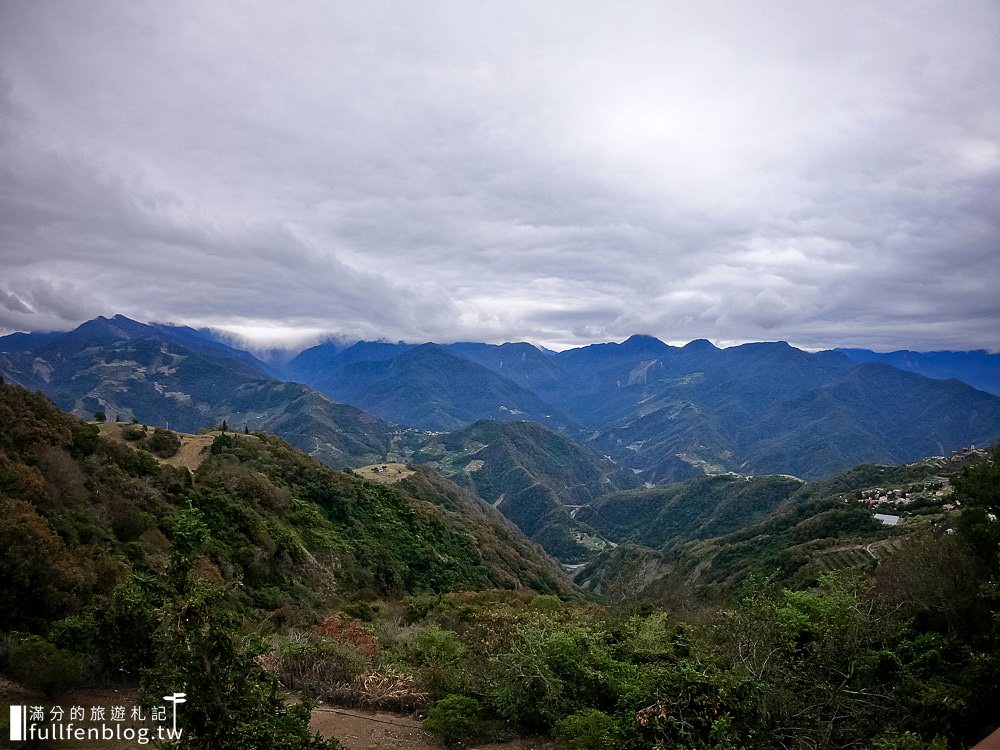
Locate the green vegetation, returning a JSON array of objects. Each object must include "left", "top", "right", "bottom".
[
  {"left": 2, "top": 380, "right": 999, "bottom": 748},
  {"left": 0, "top": 633, "right": 87, "bottom": 696},
  {"left": 415, "top": 419, "right": 639, "bottom": 562},
  {"left": 141, "top": 505, "right": 344, "bottom": 750},
  {"left": 0, "top": 382, "right": 567, "bottom": 748},
  {"left": 422, "top": 694, "right": 488, "bottom": 746},
  {"left": 379, "top": 565, "right": 996, "bottom": 749},
  {"left": 578, "top": 473, "right": 804, "bottom": 550},
  {"left": 145, "top": 426, "right": 182, "bottom": 457},
  {"left": 576, "top": 454, "right": 982, "bottom": 599},
  {"left": 0, "top": 315, "right": 419, "bottom": 468}
]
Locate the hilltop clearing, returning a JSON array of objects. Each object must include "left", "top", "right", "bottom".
[
  {"left": 97, "top": 422, "right": 261, "bottom": 472},
  {"left": 352, "top": 462, "right": 416, "bottom": 485}
]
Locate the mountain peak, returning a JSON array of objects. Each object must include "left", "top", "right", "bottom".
[
  {"left": 622, "top": 333, "right": 666, "bottom": 347},
  {"left": 620, "top": 334, "right": 673, "bottom": 355},
  {"left": 62, "top": 315, "right": 156, "bottom": 345},
  {"left": 683, "top": 338, "right": 718, "bottom": 352}
]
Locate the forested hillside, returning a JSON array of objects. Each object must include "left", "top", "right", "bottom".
[
  {"left": 414, "top": 419, "right": 640, "bottom": 562},
  {"left": 576, "top": 452, "right": 988, "bottom": 602},
  {"left": 285, "top": 331, "right": 1000, "bottom": 481},
  {"left": 2, "top": 382, "right": 1000, "bottom": 748},
  {"left": 0, "top": 315, "right": 422, "bottom": 467}
]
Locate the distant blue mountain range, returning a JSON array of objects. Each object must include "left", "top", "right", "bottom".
[
  {"left": 835, "top": 348, "right": 1000, "bottom": 396},
  {"left": 3, "top": 318, "right": 1000, "bottom": 483}
]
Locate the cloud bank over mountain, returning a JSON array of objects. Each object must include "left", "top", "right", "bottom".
[{"left": 1, "top": 1, "right": 998, "bottom": 351}]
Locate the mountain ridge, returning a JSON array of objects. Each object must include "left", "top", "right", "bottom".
[
  {"left": 0, "top": 316, "right": 419, "bottom": 468},
  {"left": 5, "top": 317, "right": 1000, "bottom": 483},
  {"left": 413, "top": 419, "right": 641, "bottom": 562}
]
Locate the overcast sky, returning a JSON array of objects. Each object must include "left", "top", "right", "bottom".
[{"left": 1, "top": 1, "right": 998, "bottom": 352}]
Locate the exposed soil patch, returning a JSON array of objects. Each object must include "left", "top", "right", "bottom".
[
  {"left": 159, "top": 433, "right": 216, "bottom": 471},
  {"left": 311, "top": 707, "right": 434, "bottom": 750},
  {"left": 310, "top": 706, "right": 555, "bottom": 750},
  {"left": 97, "top": 423, "right": 258, "bottom": 472},
  {"left": 354, "top": 463, "right": 416, "bottom": 485}
]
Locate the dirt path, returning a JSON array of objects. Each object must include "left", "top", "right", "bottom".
[
  {"left": 311, "top": 706, "right": 555, "bottom": 750},
  {"left": 311, "top": 707, "right": 434, "bottom": 750}
]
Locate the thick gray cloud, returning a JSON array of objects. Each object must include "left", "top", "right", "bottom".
[{"left": 1, "top": 0, "right": 998, "bottom": 351}]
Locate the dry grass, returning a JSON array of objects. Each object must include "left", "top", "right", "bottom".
[
  {"left": 97, "top": 423, "right": 257, "bottom": 472},
  {"left": 354, "top": 463, "right": 415, "bottom": 485}
]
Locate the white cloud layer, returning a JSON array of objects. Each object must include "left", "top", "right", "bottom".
[{"left": 1, "top": 0, "right": 998, "bottom": 351}]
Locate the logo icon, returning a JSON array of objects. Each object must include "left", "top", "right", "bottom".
[
  {"left": 163, "top": 693, "right": 187, "bottom": 735},
  {"left": 9, "top": 705, "right": 26, "bottom": 741}
]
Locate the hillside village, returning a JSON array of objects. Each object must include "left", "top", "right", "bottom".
[{"left": 849, "top": 446, "right": 989, "bottom": 525}]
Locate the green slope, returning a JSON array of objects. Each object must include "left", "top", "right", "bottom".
[
  {"left": 0, "top": 382, "right": 572, "bottom": 637},
  {"left": 0, "top": 316, "right": 418, "bottom": 468},
  {"left": 414, "top": 419, "right": 640, "bottom": 562},
  {"left": 577, "top": 452, "right": 982, "bottom": 599},
  {"left": 576, "top": 473, "right": 805, "bottom": 549}
]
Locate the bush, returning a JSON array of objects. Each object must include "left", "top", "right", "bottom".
[
  {"left": 145, "top": 427, "right": 181, "bottom": 458},
  {"left": 341, "top": 601, "right": 376, "bottom": 622},
  {"left": 211, "top": 433, "right": 234, "bottom": 455},
  {"left": 423, "top": 694, "right": 486, "bottom": 746},
  {"left": 122, "top": 424, "right": 147, "bottom": 441},
  {"left": 382, "top": 623, "right": 467, "bottom": 698},
  {"left": 1, "top": 634, "right": 87, "bottom": 696},
  {"left": 262, "top": 632, "right": 372, "bottom": 692},
  {"left": 486, "top": 622, "right": 614, "bottom": 730},
  {"left": 530, "top": 594, "right": 564, "bottom": 613},
  {"left": 553, "top": 709, "right": 617, "bottom": 750}
]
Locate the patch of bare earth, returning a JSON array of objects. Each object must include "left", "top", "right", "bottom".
[
  {"left": 159, "top": 433, "right": 217, "bottom": 471},
  {"left": 355, "top": 463, "right": 416, "bottom": 485},
  {"left": 311, "top": 706, "right": 555, "bottom": 750},
  {"left": 97, "top": 423, "right": 258, "bottom": 472}
]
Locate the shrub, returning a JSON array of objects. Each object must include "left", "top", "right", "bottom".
[
  {"left": 122, "top": 424, "right": 147, "bottom": 441},
  {"left": 341, "top": 600, "right": 376, "bottom": 622},
  {"left": 553, "top": 709, "right": 617, "bottom": 750},
  {"left": 47, "top": 614, "right": 96, "bottom": 654},
  {"left": 413, "top": 625, "right": 466, "bottom": 698},
  {"left": 423, "top": 694, "right": 486, "bottom": 746},
  {"left": 530, "top": 594, "right": 564, "bottom": 613},
  {"left": 313, "top": 617, "right": 380, "bottom": 659},
  {"left": 211, "top": 433, "right": 234, "bottom": 454},
  {"left": 1, "top": 634, "right": 87, "bottom": 696},
  {"left": 145, "top": 428, "right": 181, "bottom": 458},
  {"left": 262, "top": 632, "right": 372, "bottom": 692}
]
